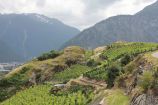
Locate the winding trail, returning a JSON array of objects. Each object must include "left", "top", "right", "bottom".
[{"left": 152, "top": 52, "right": 158, "bottom": 58}]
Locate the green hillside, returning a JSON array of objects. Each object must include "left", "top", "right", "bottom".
[
  {"left": 1, "top": 84, "right": 94, "bottom": 105},
  {"left": 1, "top": 85, "right": 52, "bottom": 105},
  {"left": 1, "top": 42, "right": 158, "bottom": 105}
]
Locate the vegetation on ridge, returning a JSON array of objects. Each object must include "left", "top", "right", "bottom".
[{"left": 1, "top": 42, "right": 158, "bottom": 105}]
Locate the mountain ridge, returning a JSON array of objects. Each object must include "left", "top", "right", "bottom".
[
  {"left": 61, "top": 0, "right": 158, "bottom": 49},
  {"left": 0, "top": 13, "right": 80, "bottom": 62}
]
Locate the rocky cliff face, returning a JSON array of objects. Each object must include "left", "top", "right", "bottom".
[
  {"left": 120, "top": 54, "right": 158, "bottom": 105},
  {"left": 131, "top": 93, "right": 158, "bottom": 105}
]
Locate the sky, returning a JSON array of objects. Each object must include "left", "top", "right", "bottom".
[{"left": 0, "top": 0, "right": 156, "bottom": 30}]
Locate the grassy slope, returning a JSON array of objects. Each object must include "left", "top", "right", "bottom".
[
  {"left": 1, "top": 42, "right": 158, "bottom": 105},
  {"left": 1, "top": 84, "right": 94, "bottom": 105},
  {"left": 0, "top": 46, "right": 86, "bottom": 102},
  {"left": 105, "top": 89, "right": 130, "bottom": 105},
  {"left": 53, "top": 64, "right": 92, "bottom": 82},
  {"left": 1, "top": 85, "right": 52, "bottom": 105}
]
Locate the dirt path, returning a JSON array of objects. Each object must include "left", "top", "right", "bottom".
[
  {"left": 69, "top": 76, "right": 107, "bottom": 89},
  {"left": 152, "top": 52, "right": 158, "bottom": 58}
]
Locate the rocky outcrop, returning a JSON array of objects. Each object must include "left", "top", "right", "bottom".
[
  {"left": 131, "top": 93, "right": 158, "bottom": 105},
  {"left": 117, "top": 54, "right": 158, "bottom": 105}
]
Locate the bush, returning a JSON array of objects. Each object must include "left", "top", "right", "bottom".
[
  {"left": 0, "top": 89, "right": 8, "bottom": 101},
  {"left": 87, "top": 59, "right": 101, "bottom": 67},
  {"left": 120, "top": 54, "right": 133, "bottom": 66},
  {"left": 37, "top": 50, "right": 60, "bottom": 61},
  {"left": 138, "top": 71, "right": 154, "bottom": 91},
  {"left": 107, "top": 64, "right": 121, "bottom": 87}
]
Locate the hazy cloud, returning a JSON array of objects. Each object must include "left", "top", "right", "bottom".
[
  {"left": 82, "top": 0, "right": 120, "bottom": 12},
  {"left": 0, "top": 0, "right": 156, "bottom": 30},
  {"left": 35, "top": 0, "right": 46, "bottom": 7}
]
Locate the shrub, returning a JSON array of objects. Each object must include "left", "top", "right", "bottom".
[
  {"left": 87, "top": 59, "right": 101, "bottom": 67},
  {"left": 120, "top": 54, "right": 133, "bottom": 66},
  {"left": 107, "top": 64, "right": 121, "bottom": 87},
  {"left": 37, "top": 50, "right": 60, "bottom": 61},
  {"left": 0, "top": 89, "right": 8, "bottom": 101},
  {"left": 138, "top": 71, "right": 154, "bottom": 91}
]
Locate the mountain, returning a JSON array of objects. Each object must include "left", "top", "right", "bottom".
[
  {"left": 61, "top": 1, "right": 158, "bottom": 49},
  {"left": 0, "top": 13, "right": 80, "bottom": 62},
  {"left": 0, "top": 41, "right": 22, "bottom": 62}
]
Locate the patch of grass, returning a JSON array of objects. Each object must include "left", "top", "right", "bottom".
[
  {"left": 1, "top": 85, "right": 52, "bottom": 105},
  {"left": 85, "top": 50, "right": 93, "bottom": 60},
  {"left": 138, "top": 71, "right": 154, "bottom": 91},
  {"left": 53, "top": 65, "right": 91, "bottom": 82},
  {"left": 106, "top": 89, "right": 130, "bottom": 105}
]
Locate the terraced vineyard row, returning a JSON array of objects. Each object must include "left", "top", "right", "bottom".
[
  {"left": 84, "top": 43, "right": 158, "bottom": 83},
  {"left": 52, "top": 91, "right": 94, "bottom": 105},
  {"left": 102, "top": 42, "right": 158, "bottom": 61},
  {"left": 1, "top": 84, "right": 94, "bottom": 105},
  {"left": 84, "top": 68, "right": 108, "bottom": 81},
  {"left": 53, "top": 65, "right": 91, "bottom": 82},
  {"left": 1, "top": 85, "right": 52, "bottom": 105}
]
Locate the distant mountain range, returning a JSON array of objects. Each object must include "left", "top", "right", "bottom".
[
  {"left": 0, "top": 41, "right": 22, "bottom": 62},
  {"left": 61, "top": 1, "right": 158, "bottom": 49},
  {"left": 0, "top": 13, "right": 79, "bottom": 62}
]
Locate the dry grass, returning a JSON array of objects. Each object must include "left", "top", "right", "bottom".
[{"left": 5, "top": 46, "right": 86, "bottom": 81}]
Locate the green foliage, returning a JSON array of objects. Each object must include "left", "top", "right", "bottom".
[
  {"left": 53, "top": 65, "right": 91, "bottom": 82},
  {"left": 0, "top": 66, "right": 32, "bottom": 102},
  {"left": 1, "top": 85, "right": 52, "bottom": 105},
  {"left": 84, "top": 68, "right": 108, "bottom": 81},
  {"left": 153, "top": 68, "right": 158, "bottom": 88},
  {"left": 0, "top": 89, "right": 8, "bottom": 102},
  {"left": 107, "top": 64, "right": 121, "bottom": 87},
  {"left": 37, "top": 50, "right": 60, "bottom": 61},
  {"left": 87, "top": 59, "right": 101, "bottom": 67},
  {"left": 1, "top": 42, "right": 158, "bottom": 104},
  {"left": 138, "top": 71, "right": 154, "bottom": 91},
  {"left": 0, "top": 66, "right": 31, "bottom": 88},
  {"left": 101, "top": 42, "right": 158, "bottom": 61},
  {"left": 52, "top": 85, "right": 94, "bottom": 105},
  {"left": 85, "top": 50, "right": 93, "bottom": 60},
  {"left": 84, "top": 63, "right": 121, "bottom": 87},
  {"left": 120, "top": 54, "right": 133, "bottom": 66},
  {"left": 106, "top": 89, "right": 130, "bottom": 105},
  {"left": 84, "top": 42, "right": 158, "bottom": 88},
  {"left": 7, "top": 66, "right": 31, "bottom": 87}
]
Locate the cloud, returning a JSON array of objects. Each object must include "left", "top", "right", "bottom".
[
  {"left": 35, "top": 0, "right": 46, "bottom": 7},
  {"left": 82, "top": 0, "right": 120, "bottom": 12},
  {"left": 0, "top": 0, "right": 156, "bottom": 30}
]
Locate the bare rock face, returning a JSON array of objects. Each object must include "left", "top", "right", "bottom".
[
  {"left": 64, "top": 46, "right": 85, "bottom": 54},
  {"left": 93, "top": 46, "right": 107, "bottom": 55},
  {"left": 63, "top": 46, "right": 86, "bottom": 66},
  {"left": 131, "top": 94, "right": 158, "bottom": 105}
]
